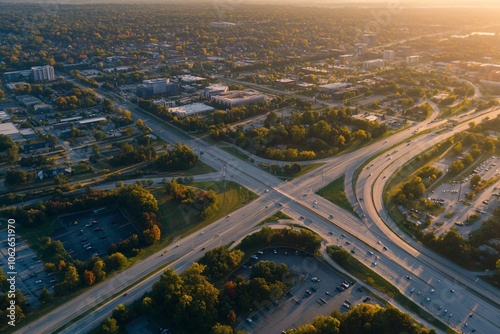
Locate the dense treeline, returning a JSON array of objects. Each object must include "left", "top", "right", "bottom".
[
  {"left": 164, "top": 178, "right": 219, "bottom": 220},
  {"left": 97, "top": 258, "right": 292, "bottom": 334},
  {"left": 110, "top": 142, "right": 157, "bottom": 166},
  {"left": 216, "top": 108, "right": 387, "bottom": 161},
  {"left": 0, "top": 134, "right": 19, "bottom": 163},
  {"left": 240, "top": 227, "right": 322, "bottom": 254},
  {"left": 288, "top": 304, "right": 436, "bottom": 334},
  {"left": 421, "top": 207, "right": 500, "bottom": 271},
  {"left": 155, "top": 143, "right": 198, "bottom": 171}
]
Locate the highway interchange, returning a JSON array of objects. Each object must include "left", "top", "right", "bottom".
[{"left": 14, "top": 93, "right": 500, "bottom": 334}]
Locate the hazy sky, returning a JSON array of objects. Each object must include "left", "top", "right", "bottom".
[{"left": 1, "top": 0, "right": 499, "bottom": 7}]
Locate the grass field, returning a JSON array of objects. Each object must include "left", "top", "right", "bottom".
[
  {"left": 258, "top": 211, "right": 293, "bottom": 225},
  {"left": 153, "top": 180, "right": 258, "bottom": 238},
  {"left": 316, "top": 175, "right": 355, "bottom": 213}
]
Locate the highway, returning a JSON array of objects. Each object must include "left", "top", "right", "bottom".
[{"left": 14, "top": 94, "right": 500, "bottom": 333}]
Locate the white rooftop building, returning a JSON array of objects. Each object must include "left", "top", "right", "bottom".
[
  {"left": 203, "top": 84, "right": 229, "bottom": 98},
  {"left": 211, "top": 90, "right": 266, "bottom": 108},
  {"left": 169, "top": 103, "right": 215, "bottom": 117},
  {"left": 318, "top": 82, "right": 351, "bottom": 93}
]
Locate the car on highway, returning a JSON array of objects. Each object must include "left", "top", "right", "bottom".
[
  {"left": 383, "top": 246, "right": 388, "bottom": 250},
  {"left": 368, "top": 251, "right": 374, "bottom": 255}
]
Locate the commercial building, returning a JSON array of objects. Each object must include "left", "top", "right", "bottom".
[
  {"left": 274, "top": 79, "right": 296, "bottom": 89},
  {"left": 301, "top": 67, "right": 328, "bottom": 74},
  {"left": 406, "top": 55, "right": 420, "bottom": 65},
  {"left": 78, "top": 117, "right": 107, "bottom": 125},
  {"left": 0, "top": 122, "right": 22, "bottom": 141},
  {"left": 383, "top": 50, "right": 394, "bottom": 60},
  {"left": 31, "top": 65, "right": 55, "bottom": 81},
  {"left": 210, "top": 22, "right": 235, "bottom": 28},
  {"left": 33, "top": 103, "right": 53, "bottom": 113},
  {"left": 3, "top": 70, "right": 32, "bottom": 83},
  {"left": 361, "top": 34, "right": 377, "bottom": 47},
  {"left": 354, "top": 43, "right": 368, "bottom": 55},
  {"left": 318, "top": 82, "right": 352, "bottom": 94},
  {"left": 137, "top": 78, "right": 179, "bottom": 98},
  {"left": 203, "top": 84, "right": 229, "bottom": 98},
  {"left": 16, "top": 95, "right": 42, "bottom": 106},
  {"left": 398, "top": 46, "right": 413, "bottom": 57},
  {"left": 169, "top": 103, "right": 215, "bottom": 117},
  {"left": 3, "top": 65, "right": 55, "bottom": 82},
  {"left": 178, "top": 75, "right": 207, "bottom": 84},
  {"left": 364, "top": 59, "right": 386, "bottom": 70},
  {"left": 211, "top": 90, "right": 266, "bottom": 108},
  {"left": 20, "top": 128, "right": 38, "bottom": 140},
  {"left": 338, "top": 54, "right": 355, "bottom": 65},
  {"left": 152, "top": 98, "right": 176, "bottom": 108}
]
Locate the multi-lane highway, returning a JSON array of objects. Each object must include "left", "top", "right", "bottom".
[{"left": 14, "top": 95, "right": 500, "bottom": 334}]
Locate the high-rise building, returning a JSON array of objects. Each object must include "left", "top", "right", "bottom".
[
  {"left": 354, "top": 43, "right": 368, "bottom": 55},
  {"left": 136, "top": 78, "right": 179, "bottom": 98},
  {"left": 31, "top": 65, "right": 55, "bottom": 81},
  {"left": 383, "top": 50, "right": 394, "bottom": 60}
]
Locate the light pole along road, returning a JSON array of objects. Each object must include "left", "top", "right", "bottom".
[{"left": 14, "top": 93, "right": 500, "bottom": 333}]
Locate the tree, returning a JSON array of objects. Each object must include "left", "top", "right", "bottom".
[
  {"left": 107, "top": 252, "right": 128, "bottom": 270},
  {"left": 142, "top": 224, "right": 161, "bottom": 245},
  {"left": 38, "top": 287, "right": 53, "bottom": 304},
  {"left": 448, "top": 160, "right": 465, "bottom": 175},
  {"left": 470, "top": 174, "right": 481, "bottom": 189},
  {"left": 7, "top": 144, "right": 19, "bottom": 162},
  {"left": 112, "top": 304, "right": 130, "bottom": 324},
  {"left": 5, "top": 169, "right": 30, "bottom": 186},
  {"left": 83, "top": 270, "right": 96, "bottom": 286},
  {"left": 92, "top": 259, "right": 106, "bottom": 282},
  {"left": 199, "top": 246, "right": 244, "bottom": 280},
  {"left": 94, "top": 130, "right": 107, "bottom": 141},
  {"left": 63, "top": 265, "right": 80, "bottom": 289},
  {"left": 210, "top": 324, "right": 234, "bottom": 334},
  {"left": 312, "top": 315, "right": 340, "bottom": 334},
  {"left": 151, "top": 268, "right": 183, "bottom": 312},
  {"left": 101, "top": 317, "right": 119, "bottom": 334}
]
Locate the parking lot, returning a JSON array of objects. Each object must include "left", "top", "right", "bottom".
[
  {"left": 426, "top": 155, "right": 499, "bottom": 237},
  {"left": 0, "top": 227, "right": 48, "bottom": 309},
  {"left": 235, "top": 248, "right": 379, "bottom": 333},
  {"left": 52, "top": 208, "right": 138, "bottom": 261}
]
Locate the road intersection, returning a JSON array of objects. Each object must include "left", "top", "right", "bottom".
[{"left": 14, "top": 95, "right": 500, "bottom": 333}]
